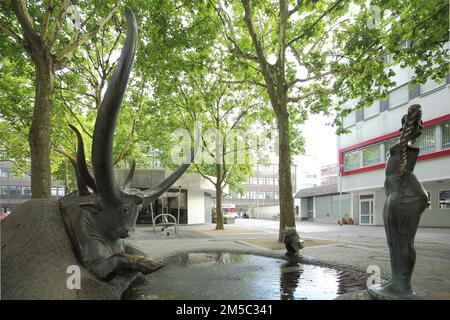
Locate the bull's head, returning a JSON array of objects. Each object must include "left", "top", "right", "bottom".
[{"left": 65, "top": 8, "right": 197, "bottom": 241}]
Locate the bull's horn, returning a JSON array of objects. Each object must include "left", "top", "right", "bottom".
[
  {"left": 92, "top": 8, "right": 137, "bottom": 207},
  {"left": 142, "top": 127, "right": 200, "bottom": 206},
  {"left": 68, "top": 124, "right": 97, "bottom": 192},
  {"left": 57, "top": 147, "right": 90, "bottom": 196},
  {"left": 123, "top": 159, "right": 136, "bottom": 189}
]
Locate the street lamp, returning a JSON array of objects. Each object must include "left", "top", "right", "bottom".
[{"left": 338, "top": 164, "right": 344, "bottom": 226}]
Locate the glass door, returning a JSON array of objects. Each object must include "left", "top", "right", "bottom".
[
  {"left": 359, "top": 195, "right": 374, "bottom": 225},
  {"left": 307, "top": 198, "right": 314, "bottom": 218}
]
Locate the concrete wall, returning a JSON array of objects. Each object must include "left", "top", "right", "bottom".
[
  {"left": 249, "top": 205, "right": 280, "bottom": 220},
  {"left": 300, "top": 198, "right": 308, "bottom": 220},
  {"left": 301, "top": 194, "right": 351, "bottom": 224},
  {"left": 187, "top": 189, "right": 205, "bottom": 224}
]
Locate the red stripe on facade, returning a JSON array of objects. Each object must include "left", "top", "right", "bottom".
[
  {"left": 339, "top": 114, "right": 450, "bottom": 176},
  {"left": 423, "top": 114, "right": 450, "bottom": 127},
  {"left": 341, "top": 164, "right": 386, "bottom": 176}
]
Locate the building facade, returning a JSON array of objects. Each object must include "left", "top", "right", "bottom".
[
  {"left": 337, "top": 66, "right": 450, "bottom": 227},
  {"left": 295, "top": 184, "right": 351, "bottom": 224},
  {"left": 0, "top": 161, "right": 65, "bottom": 215},
  {"left": 1, "top": 160, "right": 215, "bottom": 225},
  {"left": 321, "top": 164, "right": 339, "bottom": 186},
  {"left": 222, "top": 163, "right": 291, "bottom": 215},
  {"left": 114, "top": 168, "right": 216, "bottom": 225},
  {"left": 222, "top": 155, "right": 321, "bottom": 218}
]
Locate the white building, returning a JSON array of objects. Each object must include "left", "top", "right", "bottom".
[
  {"left": 293, "top": 155, "right": 322, "bottom": 190},
  {"left": 337, "top": 66, "right": 450, "bottom": 227},
  {"left": 115, "top": 169, "right": 218, "bottom": 225}
]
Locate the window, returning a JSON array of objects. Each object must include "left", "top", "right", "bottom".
[
  {"left": 442, "top": 121, "right": 450, "bottom": 149},
  {"left": 414, "top": 126, "right": 436, "bottom": 154},
  {"left": 364, "top": 101, "right": 379, "bottom": 119},
  {"left": 439, "top": 190, "right": 450, "bottom": 209},
  {"left": 0, "top": 168, "right": 10, "bottom": 178},
  {"left": 384, "top": 138, "right": 398, "bottom": 157},
  {"left": 9, "top": 186, "right": 20, "bottom": 196},
  {"left": 342, "top": 110, "right": 356, "bottom": 128},
  {"left": 51, "top": 187, "right": 58, "bottom": 196},
  {"left": 22, "top": 187, "right": 31, "bottom": 196},
  {"left": 57, "top": 188, "right": 65, "bottom": 196},
  {"left": 388, "top": 84, "right": 409, "bottom": 107},
  {"left": 343, "top": 150, "right": 360, "bottom": 171},
  {"left": 363, "top": 144, "right": 381, "bottom": 167},
  {"left": 426, "top": 191, "right": 431, "bottom": 210},
  {"left": 258, "top": 192, "right": 265, "bottom": 200},
  {"left": 1, "top": 186, "right": 8, "bottom": 196}
]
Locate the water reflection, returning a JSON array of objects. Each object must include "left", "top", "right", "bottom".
[
  {"left": 280, "top": 262, "right": 302, "bottom": 300},
  {"left": 124, "top": 252, "right": 369, "bottom": 300}
]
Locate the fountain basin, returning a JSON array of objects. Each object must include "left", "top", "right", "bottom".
[{"left": 123, "top": 252, "right": 369, "bottom": 300}]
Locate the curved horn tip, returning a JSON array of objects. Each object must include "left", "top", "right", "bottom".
[
  {"left": 123, "top": 159, "right": 137, "bottom": 189},
  {"left": 91, "top": 7, "right": 137, "bottom": 205}
]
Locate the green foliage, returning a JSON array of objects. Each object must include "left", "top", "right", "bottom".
[{"left": 1, "top": 0, "right": 448, "bottom": 192}]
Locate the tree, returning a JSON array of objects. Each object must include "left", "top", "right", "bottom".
[
  {"left": 0, "top": 0, "right": 122, "bottom": 198},
  {"left": 211, "top": 0, "right": 449, "bottom": 241},
  {"left": 158, "top": 62, "right": 262, "bottom": 229}
]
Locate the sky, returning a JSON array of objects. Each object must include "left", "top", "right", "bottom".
[{"left": 302, "top": 113, "right": 338, "bottom": 167}]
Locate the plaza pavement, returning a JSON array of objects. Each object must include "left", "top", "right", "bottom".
[{"left": 129, "top": 219, "right": 450, "bottom": 300}]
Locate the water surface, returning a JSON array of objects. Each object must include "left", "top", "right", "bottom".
[{"left": 124, "top": 252, "right": 368, "bottom": 300}]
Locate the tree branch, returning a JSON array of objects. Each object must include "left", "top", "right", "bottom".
[
  {"left": 11, "top": 0, "right": 39, "bottom": 48},
  {"left": 210, "top": 0, "right": 259, "bottom": 63},
  {"left": 54, "top": 0, "right": 122, "bottom": 68},
  {"left": 287, "top": 0, "right": 344, "bottom": 47},
  {"left": 288, "top": 5, "right": 298, "bottom": 18},
  {"left": 220, "top": 79, "right": 266, "bottom": 88},
  {"left": 192, "top": 162, "right": 217, "bottom": 185},
  {"left": 40, "top": 0, "right": 53, "bottom": 41},
  {"left": 287, "top": 87, "right": 336, "bottom": 103},
  {"left": 53, "top": 146, "right": 76, "bottom": 163},
  {"left": 241, "top": 0, "right": 279, "bottom": 111},
  {"left": 0, "top": 20, "right": 24, "bottom": 46},
  {"left": 48, "top": 0, "right": 70, "bottom": 47},
  {"left": 287, "top": 70, "right": 334, "bottom": 88},
  {"left": 58, "top": 88, "right": 94, "bottom": 139},
  {"left": 276, "top": 0, "right": 288, "bottom": 70}
]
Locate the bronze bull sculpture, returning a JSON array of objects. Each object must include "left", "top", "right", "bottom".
[{"left": 1, "top": 8, "right": 197, "bottom": 299}]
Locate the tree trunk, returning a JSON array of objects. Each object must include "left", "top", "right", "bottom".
[
  {"left": 277, "top": 109, "right": 296, "bottom": 242},
  {"left": 215, "top": 184, "right": 224, "bottom": 230},
  {"left": 29, "top": 50, "right": 54, "bottom": 199}
]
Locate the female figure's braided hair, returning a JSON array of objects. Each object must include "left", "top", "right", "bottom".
[{"left": 399, "top": 104, "right": 422, "bottom": 175}]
